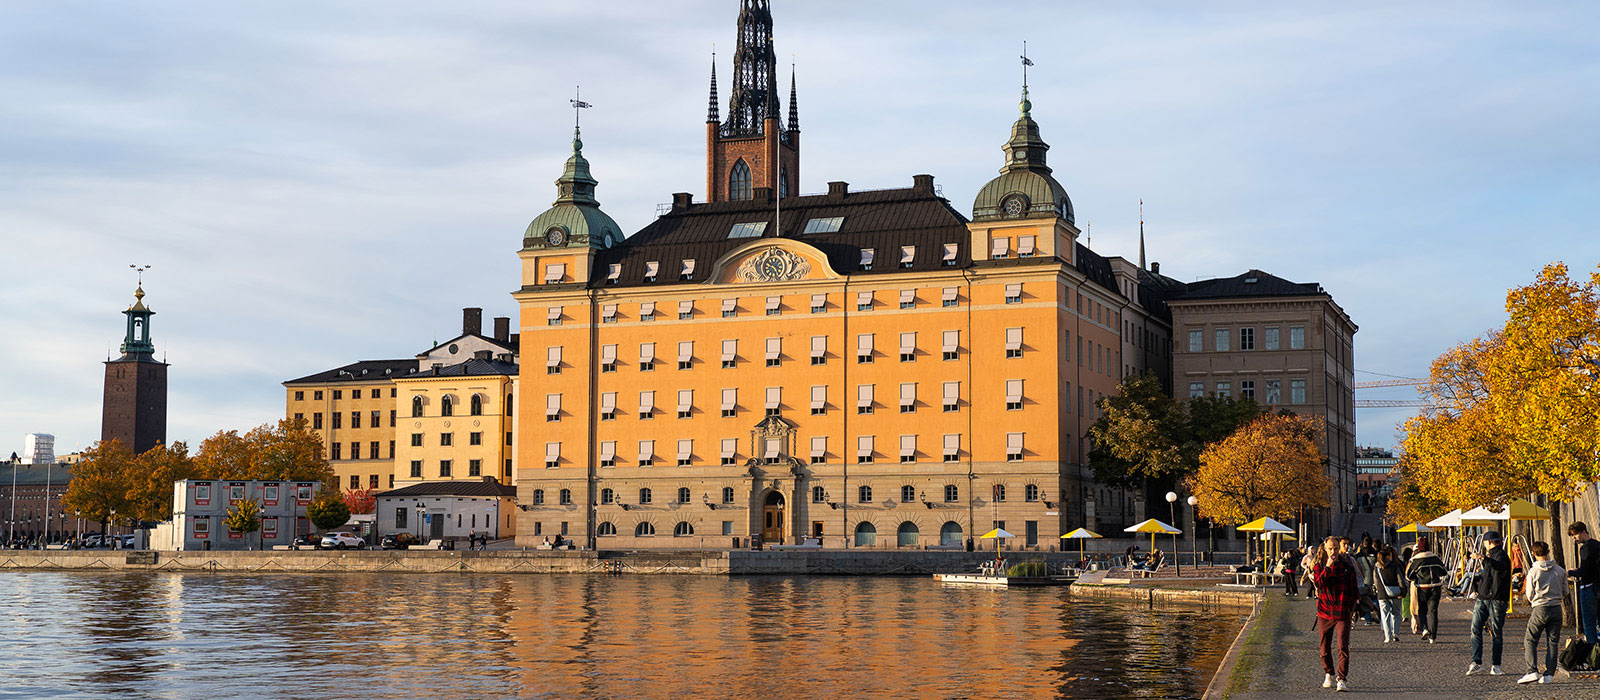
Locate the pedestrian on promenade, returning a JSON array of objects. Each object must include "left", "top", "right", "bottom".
[
  {"left": 1313, "top": 536, "right": 1360, "bottom": 692},
  {"left": 1406, "top": 537, "right": 1447, "bottom": 642},
  {"left": 1302, "top": 547, "right": 1319, "bottom": 600},
  {"left": 1281, "top": 546, "right": 1301, "bottom": 597},
  {"left": 1400, "top": 545, "right": 1417, "bottom": 633},
  {"left": 1569, "top": 522, "right": 1600, "bottom": 643},
  {"left": 1519, "top": 540, "right": 1565, "bottom": 685},
  {"left": 1350, "top": 537, "right": 1378, "bottom": 626},
  {"left": 1374, "top": 545, "right": 1405, "bottom": 643},
  {"left": 1466, "top": 530, "right": 1511, "bottom": 676}
]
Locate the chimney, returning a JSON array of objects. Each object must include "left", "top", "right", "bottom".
[
  {"left": 671, "top": 192, "right": 693, "bottom": 211},
  {"left": 912, "top": 174, "right": 934, "bottom": 193},
  {"left": 827, "top": 181, "right": 849, "bottom": 199},
  {"left": 493, "top": 317, "right": 510, "bottom": 341},
  {"left": 1151, "top": 262, "right": 1161, "bottom": 274},
  {"left": 753, "top": 186, "right": 773, "bottom": 204},
  {"left": 462, "top": 307, "right": 483, "bottom": 337}
]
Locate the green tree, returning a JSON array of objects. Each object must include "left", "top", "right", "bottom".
[
  {"left": 307, "top": 490, "right": 351, "bottom": 531},
  {"left": 225, "top": 498, "right": 262, "bottom": 550},
  {"left": 1088, "top": 374, "right": 1262, "bottom": 487},
  {"left": 61, "top": 440, "right": 136, "bottom": 532}
]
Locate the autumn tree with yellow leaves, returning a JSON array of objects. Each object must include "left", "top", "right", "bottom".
[{"left": 1186, "top": 413, "right": 1331, "bottom": 526}]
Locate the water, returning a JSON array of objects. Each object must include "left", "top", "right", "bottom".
[{"left": 0, "top": 572, "right": 1243, "bottom": 699}]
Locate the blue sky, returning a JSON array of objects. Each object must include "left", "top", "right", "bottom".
[{"left": 2, "top": 1, "right": 1596, "bottom": 455}]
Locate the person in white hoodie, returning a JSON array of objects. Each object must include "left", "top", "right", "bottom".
[{"left": 1519, "top": 540, "right": 1566, "bottom": 685}]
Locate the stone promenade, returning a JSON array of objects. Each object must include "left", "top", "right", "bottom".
[{"left": 1227, "top": 594, "right": 1600, "bottom": 699}]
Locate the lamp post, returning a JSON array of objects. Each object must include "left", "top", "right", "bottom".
[
  {"left": 1187, "top": 495, "right": 1199, "bottom": 567},
  {"left": 414, "top": 502, "right": 426, "bottom": 542},
  {"left": 1165, "top": 492, "right": 1180, "bottom": 576}
]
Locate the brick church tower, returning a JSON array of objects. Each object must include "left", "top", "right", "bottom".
[
  {"left": 102, "top": 283, "right": 168, "bottom": 453},
  {"left": 705, "top": 0, "right": 799, "bottom": 203}
]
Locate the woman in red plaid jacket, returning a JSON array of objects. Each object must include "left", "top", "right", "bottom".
[{"left": 1313, "top": 536, "right": 1361, "bottom": 692}]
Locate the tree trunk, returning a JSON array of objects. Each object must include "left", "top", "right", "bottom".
[{"left": 1549, "top": 499, "right": 1574, "bottom": 628}]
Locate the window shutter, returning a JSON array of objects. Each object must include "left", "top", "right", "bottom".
[
  {"left": 943, "top": 434, "right": 960, "bottom": 456},
  {"left": 857, "top": 384, "right": 874, "bottom": 408},
  {"left": 810, "top": 436, "right": 827, "bottom": 457},
  {"left": 1018, "top": 235, "right": 1036, "bottom": 255},
  {"left": 765, "top": 337, "right": 781, "bottom": 359},
  {"left": 720, "top": 439, "right": 737, "bottom": 458},
  {"left": 638, "top": 391, "right": 655, "bottom": 412},
  {"left": 856, "top": 435, "right": 874, "bottom": 457},
  {"left": 721, "top": 298, "right": 737, "bottom": 312},
  {"left": 990, "top": 238, "right": 1009, "bottom": 256},
  {"left": 900, "top": 435, "right": 916, "bottom": 457},
  {"left": 721, "top": 339, "right": 738, "bottom": 361},
  {"left": 1006, "top": 379, "right": 1023, "bottom": 404},
  {"left": 810, "top": 335, "right": 826, "bottom": 358},
  {"left": 721, "top": 388, "right": 737, "bottom": 410},
  {"left": 677, "top": 389, "right": 693, "bottom": 412},
  {"left": 546, "top": 346, "right": 562, "bottom": 367},
  {"left": 765, "top": 387, "right": 781, "bottom": 409},
  {"left": 545, "top": 394, "right": 561, "bottom": 416},
  {"left": 899, "top": 383, "right": 916, "bottom": 407},
  {"left": 1006, "top": 327, "right": 1023, "bottom": 350},
  {"left": 810, "top": 385, "right": 826, "bottom": 409},
  {"left": 639, "top": 342, "right": 655, "bottom": 363},
  {"left": 678, "top": 341, "right": 693, "bottom": 362},
  {"left": 637, "top": 440, "right": 654, "bottom": 461}
]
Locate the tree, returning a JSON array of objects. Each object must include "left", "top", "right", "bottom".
[
  {"left": 1384, "top": 457, "right": 1448, "bottom": 527},
  {"left": 307, "top": 490, "right": 351, "bottom": 531},
  {"left": 343, "top": 488, "right": 376, "bottom": 515},
  {"left": 126, "top": 442, "right": 202, "bottom": 524},
  {"left": 1186, "top": 413, "right": 1331, "bottom": 527},
  {"left": 194, "top": 419, "right": 334, "bottom": 486},
  {"left": 1089, "top": 373, "right": 1262, "bottom": 487},
  {"left": 225, "top": 497, "right": 262, "bottom": 549},
  {"left": 61, "top": 440, "right": 136, "bottom": 531}
]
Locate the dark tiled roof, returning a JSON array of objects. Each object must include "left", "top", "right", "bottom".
[
  {"left": 403, "top": 358, "right": 518, "bottom": 378},
  {"left": 0, "top": 464, "right": 74, "bottom": 486},
  {"left": 283, "top": 359, "right": 418, "bottom": 386},
  {"left": 1172, "top": 269, "right": 1324, "bottom": 301},
  {"left": 591, "top": 184, "right": 972, "bottom": 288},
  {"left": 1073, "top": 243, "right": 1118, "bottom": 296},
  {"left": 377, "top": 480, "right": 516, "bottom": 498},
  {"left": 1136, "top": 268, "right": 1189, "bottom": 321}
]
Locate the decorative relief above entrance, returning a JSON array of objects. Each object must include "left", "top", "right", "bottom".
[{"left": 734, "top": 248, "right": 812, "bottom": 283}]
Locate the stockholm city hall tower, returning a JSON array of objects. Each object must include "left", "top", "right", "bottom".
[
  {"left": 705, "top": 0, "right": 799, "bottom": 203},
  {"left": 102, "top": 282, "right": 168, "bottom": 454}
]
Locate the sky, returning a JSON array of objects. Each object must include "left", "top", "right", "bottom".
[{"left": 2, "top": 1, "right": 1597, "bottom": 456}]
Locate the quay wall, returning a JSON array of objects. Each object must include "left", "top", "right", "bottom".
[{"left": 1066, "top": 582, "right": 1260, "bottom": 610}]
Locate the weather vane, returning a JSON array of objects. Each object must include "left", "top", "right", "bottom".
[
  {"left": 570, "top": 86, "right": 591, "bottom": 128},
  {"left": 1021, "top": 41, "right": 1033, "bottom": 88},
  {"left": 130, "top": 264, "right": 151, "bottom": 285}
]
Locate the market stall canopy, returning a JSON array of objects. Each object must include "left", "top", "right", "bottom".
[
  {"left": 1124, "top": 519, "right": 1180, "bottom": 535},
  {"left": 1426, "top": 509, "right": 1463, "bottom": 528},
  {"left": 1460, "top": 498, "right": 1550, "bottom": 525},
  {"left": 1061, "top": 528, "right": 1103, "bottom": 539},
  {"left": 1238, "top": 516, "right": 1294, "bottom": 534}
]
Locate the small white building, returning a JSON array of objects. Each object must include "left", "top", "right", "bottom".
[
  {"left": 23, "top": 433, "right": 55, "bottom": 466},
  {"left": 153, "top": 479, "right": 323, "bottom": 551},
  {"left": 375, "top": 479, "right": 517, "bottom": 542}
]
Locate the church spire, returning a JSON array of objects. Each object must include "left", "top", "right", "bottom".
[
  {"left": 723, "top": 0, "right": 779, "bottom": 137},
  {"left": 1138, "top": 199, "right": 1147, "bottom": 270},
  {"left": 707, "top": 51, "right": 720, "bottom": 124},
  {"left": 787, "top": 62, "right": 799, "bottom": 132}
]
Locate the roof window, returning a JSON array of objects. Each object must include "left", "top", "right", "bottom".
[
  {"left": 802, "top": 217, "right": 844, "bottom": 234},
  {"left": 729, "top": 221, "right": 768, "bottom": 239}
]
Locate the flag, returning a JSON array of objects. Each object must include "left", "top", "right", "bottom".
[
  {"left": 571, "top": 99, "right": 592, "bottom": 109},
  {"left": 1021, "top": 56, "right": 1034, "bottom": 67}
]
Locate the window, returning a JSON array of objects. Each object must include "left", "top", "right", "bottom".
[
  {"left": 546, "top": 393, "right": 561, "bottom": 422},
  {"left": 859, "top": 248, "right": 875, "bottom": 270},
  {"left": 294, "top": 391, "right": 304, "bottom": 401},
  {"left": 371, "top": 410, "right": 381, "bottom": 428},
  {"left": 470, "top": 394, "right": 483, "bottom": 416},
  {"left": 900, "top": 485, "right": 917, "bottom": 503},
  {"left": 898, "top": 434, "right": 917, "bottom": 463},
  {"left": 1025, "top": 484, "right": 1039, "bottom": 502},
  {"left": 1017, "top": 235, "right": 1036, "bottom": 257},
  {"left": 810, "top": 294, "right": 826, "bottom": 313},
  {"left": 721, "top": 298, "right": 738, "bottom": 318},
  {"left": 728, "top": 220, "right": 766, "bottom": 238},
  {"left": 993, "top": 484, "right": 1007, "bottom": 502},
  {"left": 1290, "top": 326, "right": 1306, "bottom": 350},
  {"left": 810, "top": 335, "right": 827, "bottom": 365},
  {"left": 1005, "top": 327, "right": 1023, "bottom": 358},
  {"left": 313, "top": 412, "right": 323, "bottom": 429},
  {"left": 1006, "top": 432, "right": 1024, "bottom": 462},
  {"left": 1187, "top": 329, "right": 1203, "bottom": 353},
  {"left": 1215, "top": 381, "right": 1232, "bottom": 398},
  {"left": 544, "top": 441, "right": 561, "bottom": 468},
  {"left": 1264, "top": 327, "right": 1280, "bottom": 350},
  {"left": 810, "top": 385, "right": 827, "bottom": 416},
  {"left": 729, "top": 159, "right": 753, "bottom": 200},
  {"left": 1189, "top": 382, "right": 1204, "bottom": 399},
  {"left": 469, "top": 432, "right": 482, "bottom": 445},
  {"left": 680, "top": 260, "right": 696, "bottom": 281},
  {"left": 899, "top": 246, "right": 915, "bottom": 268},
  {"left": 606, "top": 264, "right": 620, "bottom": 284},
  {"left": 1004, "top": 283, "right": 1022, "bottom": 304},
  {"left": 411, "top": 433, "right": 422, "bottom": 447},
  {"left": 941, "top": 286, "right": 958, "bottom": 308},
  {"left": 439, "top": 460, "right": 452, "bottom": 477},
  {"left": 856, "top": 435, "right": 874, "bottom": 464},
  {"left": 944, "top": 484, "right": 959, "bottom": 502},
  {"left": 856, "top": 384, "right": 874, "bottom": 414},
  {"left": 600, "top": 441, "right": 616, "bottom": 468},
  {"left": 721, "top": 438, "right": 738, "bottom": 466},
  {"left": 677, "top": 300, "right": 694, "bottom": 319},
  {"left": 602, "top": 305, "right": 617, "bottom": 324},
  {"left": 676, "top": 438, "right": 694, "bottom": 466},
  {"left": 677, "top": 389, "right": 694, "bottom": 419},
  {"left": 942, "top": 330, "right": 959, "bottom": 360},
  {"left": 854, "top": 522, "right": 877, "bottom": 547},
  {"left": 765, "top": 296, "right": 782, "bottom": 316},
  {"left": 1241, "top": 380, "right": 1256, "bottom": 401},
  {"left": 765, "top": 337, "right": 782, "bottom": 367},
  {"left": 637, "top": 440, "right": 654, "bottom": 467},
  {"left": 1215, "top": 328, "right": 1230, "bottom": 352},
  {"left": 597, "top": 521, "right": 616, "bottom": 535},
  {"left": 409, "top": 460, "right": 422, "bottom": 478},
  {"left": 350, "top": 474, "right": 359, "bottom": 490},
  {"left": 898, "top": 288, "right": 915, "bottom": 310},
  {"left": 639, "top": 342, "right": 656, "bottom": 371},
  {"left": 548, "top": 305, "right": 564, "bottom": 326},
  {"left": 635, "top": 522, "right": 656, "bottom": 536},
  {"left": 899, "top": 332, "right": 916, "bottom": 362},
  {"left": 765, "top": 386, "right": 782, "bottom": 416},
  {"left": 812, "top": 486, "right": 826, "bottom": 503},
  {"left": 640, "top": 300, "right": 656, "bottom": 319},
  {"left": 1265, "top": 379, "right": 1282, "bottom": 405},
  {"left": 942, "top": 382, "right": 960, "bottom": 412},
  {"left": 678, "top": 341, "right": 694, "bottom": 370},
  {"left": 638, "top": 390, "right": 655, "bottom": 419},
  {"left": 802, "top": 216, "right": 843, "bottom": 234},
  {"left": 856, "top": 333, "right": 874, "bottom": 363},
  {"left": 677, "top": 487, "right": 692, "bottom": 504},
  {"left": 762, "top": 437, "right": 783, "bottom": 464},
  {"left": 313, "top": 390, "right": 323, "bottom": 401},
  {"left": 543, "top": 262, "right": 566, "bottom": 284},
  {"left": 332, "top": 412, "right": 342, "bottom": 430},
  {"left": 856, "top": 290, "right": 873, "bottom": 311},
  {"left": 638, "top": 488, "right": 653, "bottom": 505},
  {"left": 441, "top": 395, "right": 454, "bottom": 417},
  {"left": 441, "top": 433, "right": 453, "bottom": 446},
  {"left": 559, "top": 488, "right": 572, "bottom": 505},
  {"left": 722, "top": 487, "right": 735, "bottom": 504},
  {"left": 1239, "top": 327, "right": 1255, "bottom": 351},
  {"left": 673, "top": 521, "right": 694, "bottom": 536},
  {"left": 721, "top": 339, "right": 737, "bottom": 368},
  {"left": 990, "top": 237, "right": 1009, "bottom": 258},
  {"left": 858, "top": 485, "right": 873, "bottom": 503},
  {"left": 721, "top": 388, "right": 737, "bottom": 417},
  {"left": 600, "top": 392, "right": 617, "bottom": 421},
  {"left": 810, "top": 435, "right": 827, "bottom": 463},
  {"left": 601, "top": 344, "right": 617, "bottom": 372},
  {"left": 899, "top": 382, "right": 917, "bottom": 413},
  {"left": 333, "top": 390, "right": 342, "bottom": 400},
  {"left": 1291, "top": 378, "right": 1307, "bottom": 404},
  {"left": 1005, "top": 379, "right": 1023, "bottom": 411}
]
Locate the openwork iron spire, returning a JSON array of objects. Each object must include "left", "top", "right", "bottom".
[
  {"left": 787, "top": 62, "right": 799, "bottom": 131},
  {"left": 707, "top": 52, "right": 720, "bottom": 123},
  {"left": 723, "top": 0, "right": 781, "bottom": 137}
]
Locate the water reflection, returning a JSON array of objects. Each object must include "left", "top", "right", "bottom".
[{"left": 0, "top": 573, "right": 1242, "bottom": 699}]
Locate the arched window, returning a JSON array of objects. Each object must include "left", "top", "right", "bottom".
[
  {"left": 858, "top": 485, "right": 873, "bottom": 503},
  {"left": 505, "top": 393, "right": 513, "bottom": 417},
  {"left": 470, "top": 394, "right": 483, "bottom": 416},
  {"left": 1025, "top": 484, "right": 1039, "bottom": 502},
  {"left": 559, "top": 488, "right": 572, "bottom": 505},
  {"left": 854, "top": 521, "right": 877, "bottom": 546},
  {"left": 441, "top": 395, "right": 454, "bottom": 417},
  {"left": 639, "top": 488, "right": 653, "bottom": 504},
  {"left": 901, "top": 485, "right": 916, "bottom": 503},
  {"left": 812, "top": 486, "right": 825, "bottom": 503},
  {"left": 677, "top": 487, "right": 692, "bottom": 504},
  {"left": 944, "top": 484, "right": 959, "bottom": 502},
  {"left": 722, "top": 487, "right": 734, "bottom": 504},
  {"left": 597, "top": 521, "right": 616, "bottom": 536},
  {"left": 635, "top": 522, "right": 656, "bottom": 537},
  {"left": 897, "top": 521, "right": 920, "bottom": 547},
  {"left": 532, "top": 489, "right": 545, "bottom": 505},
  {"left": 412, "top": 395, "right": 424, "bottom": 417},
  {"left": 780, "top": 165, "right": 790, "bottom": 199},
  {"left": 600, "top": 488, "right": 614, "bottom": 504},
  {"left": 940, "top": 521, "right": 964, "bottom": 547},
  {"left": 729, "top": 159, "right": 752, "bottom": 201},
  {"left": 993, "top": 484, "right": 1006, "bottom": 502},
  {"left": 674, "top": 521, "right": 694, "bottom": 536}
]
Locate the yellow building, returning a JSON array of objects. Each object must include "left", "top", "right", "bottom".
[
  {"left": 393, "top": 356, "right": 518, "bottom": 489},
  {"left": 284, "top": 361, "right": 410, "bottom": 493},
  {"left": 509, "top": 5, "right": 1174, "bottom": 549}
]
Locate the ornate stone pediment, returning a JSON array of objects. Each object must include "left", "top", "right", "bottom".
[
  {"left": 733, "top": 247, "right": 812, "bottom": 283},
  {"left": 710, "top": 239, "right": 838, "bottom": 284}
]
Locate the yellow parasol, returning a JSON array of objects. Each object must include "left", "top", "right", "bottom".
[
  {"left": 979, "top": 528, "right": 1014, "bottom": 561},
  {"left": 1239, "top": 517, "right": 1294, "bottom": 562},
  {"left": 1061, "top": 527, "right": 1103, "bottom": 561},
  {"left": 1124, "top": 518, "right": 1181, "bottom": 555},
  {"left": 1396, "top": 523, "right": 1433, "bottom": 533}
]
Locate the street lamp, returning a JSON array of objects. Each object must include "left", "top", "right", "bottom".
[
  {"left": 414, "top": 502, "right": 426, "bottom": 542},
  {"left": 1187, "top": 495, "right": 1200, "bottom": 567},
  {"left": 1165, "top": 492, "right": 1180, "bottom": 577}
]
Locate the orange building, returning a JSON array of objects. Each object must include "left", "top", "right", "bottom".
[{"left": 510, "top": 3, "right": 1177, "bottom": 549}]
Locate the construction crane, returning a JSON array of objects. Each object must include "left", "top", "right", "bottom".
[
  {"left": 1353, "top": 372, "right": 1427, "bottom": 408},
  {"left": 1355, "top": 399, "right": 1429, "bottom": 408},
  {"left": 1353, "top": 378, "right": 1426, "bottom": 389}
]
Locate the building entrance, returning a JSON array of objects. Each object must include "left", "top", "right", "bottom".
[{"left": 761, "top": 491, "right": 786, "bottom": 544}]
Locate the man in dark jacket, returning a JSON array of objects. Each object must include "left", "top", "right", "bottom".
[
  {"left": 1313, "top": 537, "right": 1360, "bottom": 692},
  {"left": 1569, "top": 522, "right": 1600, "bottom": 643},
  {"left": 1467, "top": 530, "right": 1512, "bottom": 675}
]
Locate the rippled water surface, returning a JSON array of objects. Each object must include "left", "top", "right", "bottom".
[{"left": 0, "top": 572, "right": 1243, "bottom": 699}]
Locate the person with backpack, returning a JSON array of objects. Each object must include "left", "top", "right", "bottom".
[
  {"left": 1519, "top": 540, "right": 1564, "bottom": 684},
  {"left": 1466, "top": 530, "right": 1512, "bottom": 676},
  {"left": 1569, "top": 522, "right": 1600, "bottom": 644},
  {"left": 1373, "top": 545, "right": 1405, "bottom": 643},
  {"left": 1313, "top": 536, "right": 1360, "bottom": 692},
  {"left": 1406, "top": 536, "right": 1447, "bottom": 643}
]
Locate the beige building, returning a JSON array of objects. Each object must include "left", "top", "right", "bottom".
[{"left": 1167, "top": 269, "right": 1358, "bottom": 533}]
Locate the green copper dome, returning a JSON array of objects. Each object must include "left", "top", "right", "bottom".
[
  {"left": 522, "top": 126, "right": 622, "bottom": 250},
  {"left": 972, "top": 87, "right": 1074, "bottom": 224}
]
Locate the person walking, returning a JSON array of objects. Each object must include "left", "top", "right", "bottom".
[
  {"left": 1301, "top": 546, "right": 1319, "bottom": 600},
  {"left": 1518, "top": 541, "right": 1565, "bottom": 685},
  {"left": 1405, "top": 537, "right": 1447, "bottom": 643},
  {"left": 1569, "top": 522, "right": 1600, "bottom": 643},
  {"left": 1313, "top": 536, "right": 1360, "bottom": 692},
  {"left": 1373, "top": 545, "right": 1405, "bottom": 643},
  {"left": 1281, "top": 546, "right": 1301, "bottom": 597},
  {"left": 1466, "top": 530, "right": 1511, "bottom": 676}
]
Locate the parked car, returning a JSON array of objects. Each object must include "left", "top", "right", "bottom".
[
  {"left": 81, "top": 534, "right": 104, "bottom": 548},
  {"left": 378, "top": 533, "right": 414, "bottom": 550},
  {"left": 117, "top": 535, "right": 137, "bottom": 549},
  {"left": 289, "top": 534, "right": 322, "bottom": 550},
  {"left": 317, "top": 532, "right": 366, "bottom": 550}
]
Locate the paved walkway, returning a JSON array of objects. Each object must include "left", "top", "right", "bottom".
[{"left": 1227, "top": 594, "right": 1600, "bottom": 699}]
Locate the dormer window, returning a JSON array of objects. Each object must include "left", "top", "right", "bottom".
[
  {"left": 942, "top": 243, "right": 958, "bottom": 267},
  {"left": 899, "top": 246, "right": 915, "bottom": 268},
  {"left": 728, "top": 221, "right": 767, "bottom": 238},
  {"left": 860, "top": 248, "right": 874, "bottom": 270},
  {"left": 680, "top": 259, "right": 695, "bottom": 281},
  {"left": 802, "top": 217, "right": 844, "bottom": 234},
  {"left": 644, "top": 261, "right": 659, "bottom": 282},
  {"left": 606, "top": 264, "right": 621, "bottom": 284}
]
